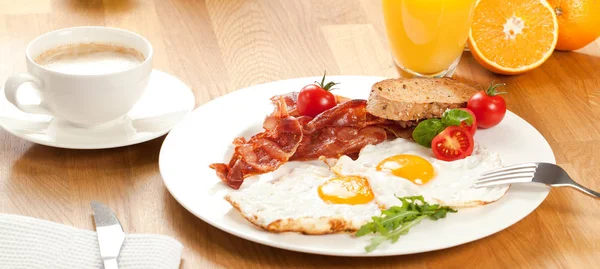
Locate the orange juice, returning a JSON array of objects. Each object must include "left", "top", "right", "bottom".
[{"left": 382, "top": 0, "right": 477, "bottom": 76}]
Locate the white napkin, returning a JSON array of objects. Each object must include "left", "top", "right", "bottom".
[{"left": 0, "top": 214, "right": 183, "bottom": 269}]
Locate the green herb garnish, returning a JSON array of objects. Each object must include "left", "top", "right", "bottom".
[
  {"left": 441, "top": 109, "right": 473, "bottom": 127},
  {"left": 356, "top": 196, "right": 457, "bottom": 252},
  {"left": 412, "top": 109, "right": 473, "bottom": 147},
  {"left": 411, "top": 119, "right": 445, "bottom": 148}
]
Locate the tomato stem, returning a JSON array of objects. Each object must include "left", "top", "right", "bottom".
[
  {"left": 315, "top": 70, "right": 339, "bottom": 91},
  {"left": 486, "top": 81, "right": 507, "bottom": 96}
]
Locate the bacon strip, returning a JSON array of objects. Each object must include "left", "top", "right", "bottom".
[
  {"left": 271, "top": 92, "right": 300, "bottom": 117},
  {"left": 291, "top": 99, "right": 388, "bottom": 160},
  {"left": 291, "top": 126, "right": 387, "bottom": 161},
  {"left": 303, "top": 99, "right": 388, "bottom": 132},
  {"left": 210, "top": 97, "right": 303, "bottom": 189}
]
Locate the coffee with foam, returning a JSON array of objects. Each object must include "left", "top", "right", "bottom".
[{"left": 35, "top": 43, "right": 145, "bottom": 75}]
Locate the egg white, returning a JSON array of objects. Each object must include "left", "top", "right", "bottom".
[
  {"left": 331, "top": 138, "right": 509, "bottom": 207},
  {"left": 225, "top": 165, "right": 382, "bottom": 234}
]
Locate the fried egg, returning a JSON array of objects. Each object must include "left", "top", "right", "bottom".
[
  {"left": 226, "top": 137, "right": 509, "bottom": 234},
  {"left": 225, "top": 165, "right": 385, "bottom": 234},
  {"left": 331, "top": 138, "right": 509, "bottom": 207}
]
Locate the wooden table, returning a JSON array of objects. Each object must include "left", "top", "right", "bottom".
[{"left": 1, "top": 0, "right": 599, "bottom": 268}]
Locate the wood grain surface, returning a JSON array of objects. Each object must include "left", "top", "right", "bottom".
[{"left": 1, "top": 0, "right": 599, "bottom": 268}]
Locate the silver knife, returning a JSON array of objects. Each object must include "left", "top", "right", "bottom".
[{"left": 91, "top": 201, "right": 125, "bottom": 269}]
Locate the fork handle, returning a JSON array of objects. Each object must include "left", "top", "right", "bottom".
[{"left": 567, "top": 182, "right": 600, "bottom": 199}]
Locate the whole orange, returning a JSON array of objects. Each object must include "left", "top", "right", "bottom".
[{"left": 547, "top": 0, "right": 600, "bottom": 51}]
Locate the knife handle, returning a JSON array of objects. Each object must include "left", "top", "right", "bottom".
[{"left": 103, "top": 258, "right": 119, "bottom": 269}]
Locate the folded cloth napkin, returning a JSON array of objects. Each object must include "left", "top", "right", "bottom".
[{"left": 0, "top": 214, "right": 183, "bottom": 269}]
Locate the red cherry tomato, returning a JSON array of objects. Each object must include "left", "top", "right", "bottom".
[
  {"left": 467, "top": 83, "right": 507, "bottom": 129},
  {"left": 458, "top": 108, "right": 477, "bottom": 135},
  {"left": 431, "top": 126, "right": 474, "bottom": 161},
  {"left": 297, "top": 84, "right": 336, "bottom": 117},
  {"left": 297, "top": 73, "right": 339, "bottom": 117}
]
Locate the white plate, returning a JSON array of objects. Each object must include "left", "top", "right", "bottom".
[
  {"left": 159, "top": 76, "right": 555, "bottom": 256},
  {"left": 0, "top": 69, "right": 195, "bottom": 149}
]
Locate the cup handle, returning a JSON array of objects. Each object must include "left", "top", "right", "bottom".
[{"left": 4, "top": 73, "right": 52, "bottom": 115}]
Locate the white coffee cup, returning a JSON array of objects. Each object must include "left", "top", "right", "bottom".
[{"left": 3, "top": 26, "right": 153, "bottom": 127}]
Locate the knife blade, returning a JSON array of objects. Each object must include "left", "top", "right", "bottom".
[{"left": 91, "top": 201, "right": 125, "bottom": 269}]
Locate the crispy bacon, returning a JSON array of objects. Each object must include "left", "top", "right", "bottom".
[
  {"left": 291, "top": 126, "right": 387, "bottom": 161},
  {"left": 209, "top": 97, "right": 303, "bottom": 189},
  {"left": 271, "top": 92, "right": 300, "bottom": 117},
  {"left": 303, "top": 99, "right": 387, "bottom": 132},
  {"left": 379, "top": 125, "right": 415, "bottom": 140},
  {"left": 292, "top": 100, "right": 388, "bottom": 160},
  {"left": 211, "top": 93, "right": 414, "bottom": 189}
]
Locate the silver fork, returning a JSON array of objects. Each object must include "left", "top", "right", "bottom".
[{"left": 473, "top": 162, "right": 600, "bottom": 199}]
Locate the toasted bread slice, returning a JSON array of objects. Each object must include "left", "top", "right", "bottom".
[{"left": 367, "top": 78, "right": 477, "bottom": 121}]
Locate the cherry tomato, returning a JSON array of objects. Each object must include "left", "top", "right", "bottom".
[
  {"left": 467, "top": 83, "right": 507, "bottom": 129},
  {"left": 458, "top": 108, "right": 477, "bottom": 135},
  {"left": 297, "top": 73, "right": 339, "bottom": 117},
  {"left": 431, "top": 126, "right": 474, "bottom": 161},
  {"left": 297, "top": 84, "right": 336, "bottom": 117}
]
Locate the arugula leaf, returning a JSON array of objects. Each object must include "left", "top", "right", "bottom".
[
  {"left": 442, "top": 109, "right": 473, "bottom": 127},
  {"left": 365, "top": 236, "right": 388, "bottom": 253},
  {"left": 412, "top": 119, "right": 445, "bottom": 148},
  {"left": 355, "top": 222, "right": 375, "bottom": 237},
  {"left": 356, "top": 196, "right": 457, "bottom": 252}
]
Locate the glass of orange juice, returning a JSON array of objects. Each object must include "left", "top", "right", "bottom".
[{"left": 382, "top": 0, "right": 477, "bottom": 77}]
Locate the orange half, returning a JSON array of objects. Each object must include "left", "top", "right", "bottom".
[{"left": 468, "top": 0, "right": 559, "bottom": 75}]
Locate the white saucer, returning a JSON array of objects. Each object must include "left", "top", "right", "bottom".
[{"left": 0, "top": 69, "right": 195, "bottom": 149}]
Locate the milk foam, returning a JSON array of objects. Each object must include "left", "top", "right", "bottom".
[{"left": 35, "top": 43, "right": 145, "bottom": 75}]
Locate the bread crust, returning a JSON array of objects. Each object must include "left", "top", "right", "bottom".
[{"left": 367, "top": 78, "right": 477, "bottom": 121}]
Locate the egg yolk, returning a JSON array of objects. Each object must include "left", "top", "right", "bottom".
[
  {"left": 318, "top": 176, "right": 374, "bottom": 204},
  {"left": 376, "top": 154, "right": 435, "bottom": 185}
]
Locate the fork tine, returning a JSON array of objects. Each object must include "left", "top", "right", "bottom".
[
  {"left": 475, "top": 172, "right": 535, "bottom": 184},
  {"left": 473, "top": 176, "right": 534, "bottom": 188},
  {"left": 477, "top": 168, "right": 537, "bottom": 180},
  {"left": 479, "top": 163, "right": 538, "bottom": 176}
]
